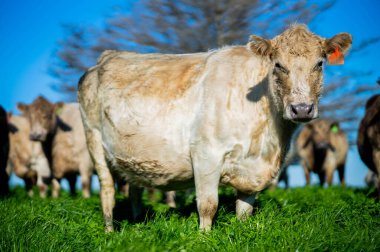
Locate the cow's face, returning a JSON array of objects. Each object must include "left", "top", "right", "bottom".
[
  {"left": 17, "top": 96, "right": 63, "bottom": 141},
  {"left": 305, "top": 119, "right": 339, "bottom": 151},
  {"left": 248, "top": 25, "right": 352, "bottom": 123}
]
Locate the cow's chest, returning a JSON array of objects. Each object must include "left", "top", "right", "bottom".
[{"left": 220, "top": 138, "right": 283, "bottom": 194}]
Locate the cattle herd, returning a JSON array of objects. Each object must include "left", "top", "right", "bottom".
[{"left": 0, "top": 24, "right": 379, "bottom": 231}]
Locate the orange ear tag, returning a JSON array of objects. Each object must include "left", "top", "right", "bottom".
[{"left": 328, "top": 47, "right": 344, "bottom": 65}]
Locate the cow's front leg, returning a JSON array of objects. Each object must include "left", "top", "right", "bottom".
[
  {"left": 52, "top": 178, "right": 61, "bottom": 198},
  {"left": 236, "top": 191, "right": 256, "bottom": 220},
  {"left": 86, "top": 129, "right": 115, "bottom": 232},
  {"left": 80, "top": 169, "right": 92, "bottom": 199},
  {"left": 192, "top": 150, "right": 220, "bottom": 231},
  {"left": 373, "top": 150, "right": 380, "bottom": 198}
]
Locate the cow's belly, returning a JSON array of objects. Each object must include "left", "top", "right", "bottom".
[
  {"left": 110, "top": 155, "right": 194, "bottom": 190},
  {"left": 105, "top": 147, "right": 194, "bottom": 190},
  {"left": 102, "top": 123, "right": 194, "bottom": 190}
]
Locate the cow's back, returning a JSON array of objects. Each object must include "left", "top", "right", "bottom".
[{"left": 53, "top": 103, "right": 92, "bottom": 174}]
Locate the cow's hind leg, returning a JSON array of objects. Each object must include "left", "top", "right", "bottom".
[
  {"left": 129, "top": 185, "right": 144, "bottom": 221},
  {"left": 86, "top": 129, "right": 115, "bottom": 232},
  {"left": 165, "top": 191, "right": 176, "bottom": 208},
  {"left": 373, "top": 150, "right": 380, "bottom": 198},
  {"left": 236, "top": 192, "right": 256, "bottom": 220},
  {"left": 67, "top": 173, "right": 77, "bottom": 196},
  {"left": 318, "top": 171, "right": 326, "bottom": 187},
  {"left": 116, "top": 178, "right": 129, "bottom": 197},
  {"left": 337, "top": 163, "right": 345, "bottom": 187},
  {"left": 24, "top": 177, "right": 34, "bottom": 197},
  {"left": 24, "top": 170, "right": 37, "bottom": 197}
]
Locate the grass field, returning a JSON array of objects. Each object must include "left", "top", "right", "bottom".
[{"left": 0, "top": 186, "right": 379, "bottom": 251}]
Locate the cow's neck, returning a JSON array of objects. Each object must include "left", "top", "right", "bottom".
[{"left": 267, "top": 89, "right": 298, "bottom": 165}]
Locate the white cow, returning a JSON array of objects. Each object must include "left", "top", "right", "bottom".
[{"left": 78, "top": 25, "right": 352, "bottom": 231}]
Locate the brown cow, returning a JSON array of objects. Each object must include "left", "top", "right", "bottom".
[
  {"left": 7, "top": 115, "right": 50, "bottom": 197},
  {"left": 0, "top": 105, "right": 9, "bottom": 196},
  {"left": 357, "top": 91, "right": 380, "bottom": 196},
  {"left": 78, "top": 24, "right": 352, "bottom": 231},
  {"left": 297, "top": 119, "right": 348, "bottom": 186},
  {"left": 17, "top": 97, "right": 94, "bottom": 198}
]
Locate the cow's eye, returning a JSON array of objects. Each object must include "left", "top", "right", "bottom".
[
  {"left": 313, "top": 61, "right": 323, "bottom": 71},
  {"left": 274, "top": 62, "right": 289, "bottom": 74}
]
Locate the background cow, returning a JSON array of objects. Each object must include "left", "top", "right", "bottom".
[
  {"left": 357, "top": 91, "right": 380, "bottom": 196},
  {"left": 0, "top": 105, "right": 10, "bottom": 196},
  {"left": 7, "top": 115, "right": 50, "bottom": 197},
  {"left": 297, "top": 119, "right": 348, "bottom": 186},
  {"left": 269, "top": 127, "right": 303, "bottom": 189},
  {"left": 18, "top": 96, "right": 94, "bottom": 198},
  {"left": 78, "top": 25, "right": 352, "bottom": 231},
  {"left": 365, "top": 170, "right": 378, "bottom": 189}
]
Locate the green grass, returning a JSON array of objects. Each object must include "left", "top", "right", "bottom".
[{"left": 0, "top": 186, "right": 379, "bottom": 251}]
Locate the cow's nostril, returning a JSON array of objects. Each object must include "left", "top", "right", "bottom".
[
  {"left": 307, "top": 104, "right": 314, "bottom": 115},
  {"left": 291, "top": 105, "right": 298, "bottom": 115},
  {"left": 29, "top": 133, "right": 36, "bottom": 140}
]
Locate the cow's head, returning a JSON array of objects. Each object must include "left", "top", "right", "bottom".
[
  {"left": 17, "top": 96, "right": 64, "bottom": 141},
  {"left": 303, "top": 119, "right": 340, "bottom": 151},
  {"left": 247, "top": 24, "right": 352, "bottom": 123}
]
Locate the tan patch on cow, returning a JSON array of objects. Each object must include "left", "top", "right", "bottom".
[
  {"left": 248, "top": 120, "right": 267, "bottom": 157},
  {"left": 100, "top": 54, "right": 205, "bottom": 100}
]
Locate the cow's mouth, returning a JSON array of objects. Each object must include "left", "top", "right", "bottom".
[{"left": 290, "top": 117, "right": 315, "bottom": 123}]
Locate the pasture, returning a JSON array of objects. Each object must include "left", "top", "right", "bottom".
[{"left": 1, "top": 186, "right": 379, "bottom": 251}]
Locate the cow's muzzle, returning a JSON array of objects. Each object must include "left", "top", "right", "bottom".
[
  {"left": 29, "top": 132, "right": 46, "bottom": 141},
  {"left": 289, "top": 103, "right": 315, "bottom": 122},
  {"left": 316, "top": 142, "right": 336, "bottom": 152}
]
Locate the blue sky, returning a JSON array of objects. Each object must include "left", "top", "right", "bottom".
[{"left": 1, "top": 0, "right": 379, "bottom": 188}]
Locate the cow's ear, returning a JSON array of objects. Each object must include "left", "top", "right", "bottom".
[
  {"left": 17, "top": 103, "right": 29, "bottom": 114},
  {"left": 247, "top": 35, "right": 272, "bottom": 57},
  {"left": 324, "top": 33, "right": 352, "bottom": 64}
]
